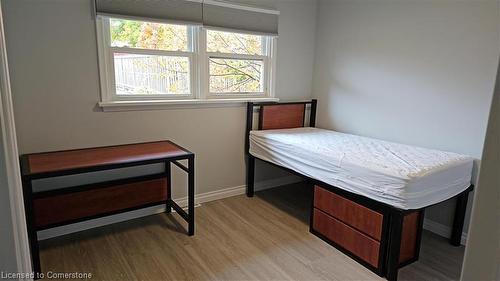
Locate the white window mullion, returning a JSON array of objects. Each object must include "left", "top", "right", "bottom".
[
  {"left": 206, "top": 52, "right": 267, "bottom": 60},
  {"left": 105, "top": 19, "right": 120, "bottom": 101},
  {"left": 262, "top": 57, "right": 268, "bottom": 93},
  {"left": 189, "top": 26, "right": 200, "bottom": 100},
  {"left": 268, "top": 37, "right": 277, "bottom": 98},
  {"left": 199, "top": 28, "right": 209, "bottom": 99},
  {"left": 187, "top": 25, "right": 195, "bottom": 52},
  {"left": 261, "top": 36, "right": 267, "bottom": 57},
  {"left": 110, "top": 47, "right": 194, "bottom": 57},
  {"left": 96, "top": 17, "right": 115, "bottom": 102},
  {"left": 105, "top": 19, "right": 117, "bottom": 102},
  {"left": 188, "top": 53, "right": 196, "bottom": 100}
]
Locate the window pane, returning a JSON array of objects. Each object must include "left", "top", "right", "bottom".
[
  {"left": 207, "top": 30, "right": 264, "bottom": 55},
  {"left": 110, "top": 18, "right": 189, "bottom": 51},
  {"left": 113, "top": 53, "right": 190, "bottom": 95},
  {"left": 209, "top": 58, "right": 263, "bottom": 93}
]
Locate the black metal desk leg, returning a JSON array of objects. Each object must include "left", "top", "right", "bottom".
[
  {"left": 387, "top": 212, "right": 403, "bottom": 281},
  {"left": 188, "top": 156, "right": 195, "bottom": 236},
  {"left": 22, "top": 178, "right": 41, "bottom": 276},
  {"left": 247, "top": 155, "right": 255, "bottom": 197},
  {"left": 165, "top": 161, "right": 172, "bottom": 213},
  {"left": 450, "top": 191, "right": 469, "bottom": 246}
]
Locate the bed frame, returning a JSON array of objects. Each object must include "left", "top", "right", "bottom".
[{"left": 245, "top": 99, "right": 473, "bottom": 281}]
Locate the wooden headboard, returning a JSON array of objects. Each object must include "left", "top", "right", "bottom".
[
  {"left": 245, "top": 100, "right": 317, "bottom": 152},
  {"left": 260, "top": 103, "right": 306, "bottom": 130}
]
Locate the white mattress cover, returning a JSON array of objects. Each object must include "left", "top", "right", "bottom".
[{"left": 249, "top": 127, "right": 473, "bottom": 210}]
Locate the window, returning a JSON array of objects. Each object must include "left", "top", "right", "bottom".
[
  {"left": 97, "top": 16, "right": 277, "bottom": 107},
  {"left": 205, "top": 30, "right": 269, "bottom": 96},
  {"left": 97, "top": 18, "right": 196, "bottom": 100}
]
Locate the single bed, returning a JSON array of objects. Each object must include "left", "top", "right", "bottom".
[
  {"left": 250, "top": 127, "right": 473, "bottom": 210},
  {"left": 244, "top": 100, "right": 473, "bottom": 281}
]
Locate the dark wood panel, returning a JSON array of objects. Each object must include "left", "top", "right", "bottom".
[
  {"left": 33, "top": 178, "right": 168, "bottom": 228},
  {"left": 399, "top": 211, "right": 421, "bottom": 264},
  {"left": 27, "top": 141, "right": 188, "bottom": 175},
  {"left": 314, "top": 186, "right": 383, "bottom": 240},
  {"left": 261, "top": 104, "right": 305, "bottom": 130},
  {"left": 313, "top": 208, "right": 381, "bottom": 268}
]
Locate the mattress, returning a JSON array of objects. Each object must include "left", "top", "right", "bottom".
[{"left": 249, "top": 127, "right": 473, "bottom": 210}]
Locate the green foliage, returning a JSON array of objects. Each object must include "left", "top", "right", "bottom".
[
  {"left": 110, "top": 19, "right": 141, "bottom": 47},
  {"left": 207, "top": 30, "right": 262, "bottom": 55},
  {"left": 110, "top": 19, "right": 188, "bottom": 51}
]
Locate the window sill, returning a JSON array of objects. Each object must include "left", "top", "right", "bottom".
[{"left": 98, "top": 97, "right": 280, "bottom": 112}]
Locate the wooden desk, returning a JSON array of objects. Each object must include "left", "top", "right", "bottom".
[{"left": 20, "top": 141, "right": 195, "bottom": 276}]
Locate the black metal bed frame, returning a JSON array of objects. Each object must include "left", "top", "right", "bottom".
[{"left": 245, "top": 99, "right": 472, "bottom": 281}]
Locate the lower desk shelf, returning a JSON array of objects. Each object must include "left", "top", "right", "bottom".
[{"left": 33, "top": 177, "right": 168, "bottom": 230}]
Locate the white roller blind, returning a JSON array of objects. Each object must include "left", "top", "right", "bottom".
[
  {"left": 95, "top": 0, "right": 203, "bottom": 25},
  {"left": 203, "top": 0, "right": 279, "bottom": 36}
]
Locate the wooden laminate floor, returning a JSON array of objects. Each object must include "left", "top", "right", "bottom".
[{"left": 40, "top": 183, "right": 465, "bottom": 281}]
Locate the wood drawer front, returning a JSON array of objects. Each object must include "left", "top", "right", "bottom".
[
  {"left": 314, "top": 186, "right": 383, "bottom": 240},
  {"left": 313, "top": 208, "right": 381, "bottom": 268},
  {"left": 400, "top": 211, "right": 421, "bottom": 264},
  {"left": 34, "top": 178, "right": 167, "bottom": 228}
]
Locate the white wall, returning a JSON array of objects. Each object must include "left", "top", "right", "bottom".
[
  {"left": 461, "top": 58, "right": 500, "bottom": 281},
  {"left": 312, "top": 0, "right": 499, "bottom": 233}
]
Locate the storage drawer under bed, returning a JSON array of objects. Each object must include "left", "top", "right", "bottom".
[
  {"left": 311, "top": 185, "right": 423, "bottom": 272},
  {"left": 313, "top": 208, "right": 381, "bottom": 267},
  {"left": 314, "top": 186, "right": 383, "bottom": 240}
]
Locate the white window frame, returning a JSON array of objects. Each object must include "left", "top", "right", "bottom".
[
  {"left": 96, "top": 15, "right": 198, "bottom": 102},
  {"left": 96, "top": 16, "right": 278, "bottom": 110}
]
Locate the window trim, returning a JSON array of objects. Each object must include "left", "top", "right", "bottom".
[
  {"left": 96, "top": 15, "right": 278, "bottom": 109},
  {"left": 97, "top": 16, "right": 197, "bottom": 101}
]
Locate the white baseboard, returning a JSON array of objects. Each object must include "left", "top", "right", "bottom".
[
  {"left": 38, "top": 176, "right": 299, "bottom": 240},
  {"left": 423, "top": 218, "right": 467, "bottom": 245},
  {"left": 37, "top": 205, "right": 168, "bottom": 240},
  {"left": 173, "top": 184, "right": 246, "bottom": 208}
]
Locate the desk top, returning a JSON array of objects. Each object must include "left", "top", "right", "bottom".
[{"left": 21, "top": 141, "right": 192, "bottom": 177}]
